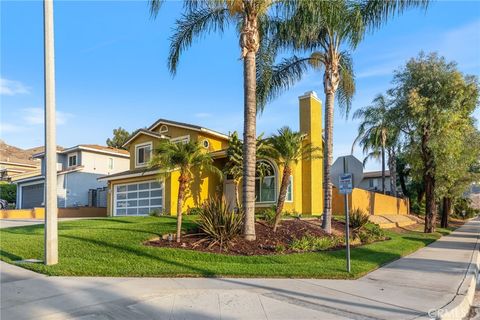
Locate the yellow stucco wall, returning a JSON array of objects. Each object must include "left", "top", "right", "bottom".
[
  {"left": 332, "top": 187, "right": 409, "bottom": 216},
  {"left": 0, "top": 207, "right": 107, "bottom": 219},
  {"left": 166, "top": 162, "right": 223, "bottom": 215},
  {"left": 299, "top": 92, "right": 323, "bottom": 215}
]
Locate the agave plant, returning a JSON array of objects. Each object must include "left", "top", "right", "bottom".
[{"left": 197, "top": 197, "right": 244, "bottom": 250}]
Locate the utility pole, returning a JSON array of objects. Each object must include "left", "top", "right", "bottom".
[{"left": 44, "top": 0, "right": 58, "bottom": 265}]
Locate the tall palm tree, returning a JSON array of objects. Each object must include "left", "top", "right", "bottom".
[
  {"left": 266, "top": 126, "right": 321, "bottom": 232},
  {"left": 150, "top": 140, "right": 222, "bottom": 242},
  {"left": 150, "top": 0, "right": 292, "bottom": 241},
  {"left": 257, "top": 0, "right": 428, "bottom": 233},
  {"left": 352, "top": 94, "right": 399, "bottom": 195}
]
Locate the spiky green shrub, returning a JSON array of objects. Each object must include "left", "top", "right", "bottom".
[
  {"left": 349, "top": 208, "right": 370, "bottom": 235},
  {"left": 197, "top": 198, "right": 244, "bottom": 249},
  {"left": 290, "top": 235, "right": 342, "bottom": 252}
]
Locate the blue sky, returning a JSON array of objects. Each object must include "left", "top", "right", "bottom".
[{"left": 1, "top": 1, "right": 479, "bottom": 171}]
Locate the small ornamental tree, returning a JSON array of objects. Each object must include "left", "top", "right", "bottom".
[
  {"left": 150, "top": 140, "right": 222, "bottom": 242},
  {"left": 266, "top": 127, "right": 321, "bottom": 232}
]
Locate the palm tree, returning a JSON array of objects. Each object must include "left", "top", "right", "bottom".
[
  {"left": 224, "top": 131, "right": 271, "bottom": 208},
  {"left": 150, "top": 140, "right": 222, "bottom": 242},
  {"left": 352, "top": 94, "right": 399, "bottom": 195},
  {"left": 256, "top": 0, "right": 428, "bottom": 233},
  {"left": 150, "top": 0, "right": 292, "bottom": 241},
  {"left": 266, "top": 126, "right": 321, "bottom": 232}
]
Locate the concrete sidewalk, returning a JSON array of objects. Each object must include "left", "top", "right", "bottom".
[{"left": 1, "top": 219, "right": 479, "bottom": 320}]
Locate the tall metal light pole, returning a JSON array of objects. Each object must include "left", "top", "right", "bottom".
[{"left": 44, "top": 0, "right": 58, "bottom": 265}]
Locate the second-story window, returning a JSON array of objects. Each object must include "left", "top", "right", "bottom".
[
  {"left": 108, "top": 157, "right": 114, "bottom": 170},
  {"left": 136, "top": 143, "right": 152, "bottom": 167},
  {"left": 68, "top": 154, "right": 77, "bottom": 167}
]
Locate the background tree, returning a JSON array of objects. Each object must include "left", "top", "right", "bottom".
[
  {"left": 150, "top": 141, "right": 222, "bottom": 242},
  {"left": 390, "top": 53, "right": 479, "bottom": 232},
  {"left": 106, "top": 127, "right": 130, "bottom": 150},
  {"left": 150, "top": 0, "right": 293, "bottom": 241},
  {"left": 352, "top": 94, "right": 400, "bottom": 195},
  {"left": 257, "top": 0, "right": 427, "bottom": 233},
  {"left": 436, "top": 124, "right": 480, "bottom": 228},
  {"left": 0, "top": 182, "right": 16, "bottom": 204},
  {"left": 266, "top": 126, "right": 321, "bottom": 232}
]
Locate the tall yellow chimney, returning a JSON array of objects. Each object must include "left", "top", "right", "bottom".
[{"left": 299, "top": 91, "right": 323, "bottom": 215}]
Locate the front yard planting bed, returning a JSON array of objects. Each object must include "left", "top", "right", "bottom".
[
  {"left": 146, "top": 219, "right": 347, "bottom": 255},
  {"left": 0, "top": 216, "right": 451, "bottom": 278}
]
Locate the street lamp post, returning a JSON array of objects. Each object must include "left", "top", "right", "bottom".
[{"left": 44, "top": 0, "right": 58, "bottom": 265}]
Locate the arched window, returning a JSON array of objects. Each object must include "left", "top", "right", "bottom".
[
  {"left": 159, "top": 125, "right": 168, "bottom": 133},
  {"left": 255, "top": 160, "right": 276, "bottom": 203}
]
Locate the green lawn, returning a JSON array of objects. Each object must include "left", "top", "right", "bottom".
[{"left": 0, "top": 216, "right": 450, "bottom": 278}]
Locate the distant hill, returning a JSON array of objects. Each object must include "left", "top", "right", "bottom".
[{"left": 0, "top": 140, "right": 41, "bottom": 166}]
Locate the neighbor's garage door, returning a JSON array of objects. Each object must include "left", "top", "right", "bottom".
[
  {"left": 21, "top": 183, "right": 44, "bottom": 209},
  {"left": 114, "top": 180, "right": 163, "bottom": 216}
]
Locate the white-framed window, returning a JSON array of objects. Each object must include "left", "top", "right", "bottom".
[
  {"left": 286, "top": 176, "right": 293, "bottom": 202},
  {"left": 114, "top": 180, "right": 163, "bottom": 216},
  {"left": 171, "top": 135, "right": 190, "bottom": 144},
  {"left": 255, "top": 160, "right": 276, "bottom": 203},
  {"left": 135, "top": 142, "right": 152, "bottom": 168},
  {"left": 369, "top": 178, "right": 379, "bottom": 189},
  {"left": 159, "top": 125, "right": 168, "bottom": 133},
  {"left": 68, "top": 154, "right": 77, "bottom": 167},
  {"left": 108, "top": 157, "right": 114, "bottom": 170}
]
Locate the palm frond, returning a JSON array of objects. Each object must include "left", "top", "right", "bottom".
[
  {"left": 168, "top": 5, "right": 230, "bottom": 75},
  {"left": 149, "top": 0, "right": 164, "bottom": 18},
  {"left": 337, "top": 51, "right": 355, "bottom": 117},
  {"left": 363, "top": 150, "right": 382, "bottom": 167},
  {"left": 257, "top": 55, "right": 317, "bottom": 112},
  {"left": 360, "top": 0, "right": 429, "bottom": 31}
]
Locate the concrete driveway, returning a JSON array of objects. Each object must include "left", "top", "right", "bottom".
[
  {"left": 0, "top": 219, "right": 44, "bottom": 229},
  {"left": 1, "top": 219, "right": 479, "bottom": 320},
  {"left": 0, "top": 218, "right": 102, "bottom": 229}
]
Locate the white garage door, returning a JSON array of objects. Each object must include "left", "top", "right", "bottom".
[{"left": 114, "top": 180, "right": 163, "bottom": 216}]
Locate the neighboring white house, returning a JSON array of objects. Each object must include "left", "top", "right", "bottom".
[
  {"left": 358, "top": 170, "right": 392, "bottom": 194},
  {"left": 15, "top": 145, "right": 129, "bottom": 209}
]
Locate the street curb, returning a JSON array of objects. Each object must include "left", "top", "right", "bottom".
[{"left": 438, "top": 225, "right": 480, "bottom": 320}]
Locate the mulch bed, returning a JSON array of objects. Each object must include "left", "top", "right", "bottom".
[{"left": 145, "top": 218, "right": 346, "bottom": 255}]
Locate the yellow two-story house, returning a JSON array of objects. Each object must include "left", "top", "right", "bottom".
[{"left": 99, "top": 91, "right": 324, "bottom": 216}]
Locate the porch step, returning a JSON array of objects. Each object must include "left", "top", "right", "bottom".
[{"left": 368, "top": 214, "right": 418, "bottom": 229}]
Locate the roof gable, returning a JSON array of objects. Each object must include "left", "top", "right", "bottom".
[
  {"left": 122, "top": 129, "right": 169, "bottom": 148},
  {"left": 148, "top": 118, "right": 229, "bottom": 140}
]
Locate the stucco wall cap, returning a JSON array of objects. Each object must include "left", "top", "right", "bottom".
[{"left": 298, "top": 91, "right": 320, "bottom": 101}]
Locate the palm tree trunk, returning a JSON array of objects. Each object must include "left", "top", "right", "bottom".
[
  {"left": 273, "top": 166, "right": 291, "bottom": 232},
  {"left": 240, "top": 7, "right": 259, "bottom": 241},
  {"left": 322, "top": 90, "right": 335, "bottom": 234},
  {"left": 242, "top": 50, "right": 257, "bottom": 241},
  {"left": 381, "top": 145, "right": 386, "bottom": 194},
  {"left": 176, "top": 174, "right": 188, "bottom": 242}
]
